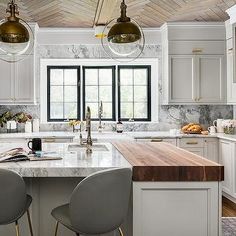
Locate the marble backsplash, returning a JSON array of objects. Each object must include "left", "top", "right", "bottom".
[{"left": 0, "top": 105, "right": 233, "bottom": 132}]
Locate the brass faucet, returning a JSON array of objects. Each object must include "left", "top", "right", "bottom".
[{"left": 86, "top": 106, "right": 92, "bottom": 153}]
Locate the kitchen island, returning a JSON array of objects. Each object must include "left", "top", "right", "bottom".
[{"left": 0, "top": 141, "right": 223, "bottom": 236}]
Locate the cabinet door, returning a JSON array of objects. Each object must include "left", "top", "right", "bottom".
[
  {"left": 0, "top": 60, "right": 14, "bottom": 104},
  {"left": 198, "top": 55, "right": 225, "bottom": 103},
  {"left": 169, "top": 55, "right": 196, "bottom": 103},
  {"left": 14, "top": 55, "right": 35, "bottom": 104},
  {"left": 203, "top": 139, "right": 219, "bottom": 163},
  {"left": 226, "top": 39, "right": 236, "bottom": 104},
  {"left": 219, "top": 140, "right": 232, "bottom": 195}
]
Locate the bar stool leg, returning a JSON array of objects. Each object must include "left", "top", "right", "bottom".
[
  {"left": 54, "top": 221, "right": 59, "bottom": 236},
  {"left": 118, "top": 227, "right": 124, "bottom": 236},
  {"left": 26, "top": 209, "right": 34, "bottom": 236},
  {"left": 15, "top": 221, "right": 20, "bottom": 236}
]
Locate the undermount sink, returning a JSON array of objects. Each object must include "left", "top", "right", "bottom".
[{"left": 68, "top": 144, "right": 109, "bottom": 152}]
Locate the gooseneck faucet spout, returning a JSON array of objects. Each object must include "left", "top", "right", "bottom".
[
  {"left": 98, "top": 101, "right": 103, "bottom": 132},
  {"left": 86, "top": 106, "right": 92, "bottom": 153}
]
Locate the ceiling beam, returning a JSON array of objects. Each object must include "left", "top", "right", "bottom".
[{"left": 93, "top": 0, "right": 118, "bottom": 26}]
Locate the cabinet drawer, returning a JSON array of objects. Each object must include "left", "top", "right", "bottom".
[
  {"left": 169, "top": 41, "right": 225, "bottom": 55},
  {"left": 136, "top": 138, "right": 177, "bottom": 146},
  {"left": 183, "top": 147, "right": 204, "bottom": 157},
  {"left": 179, "top": 138, "right": 204, "bottom": 148},
  {"left": 42, "top": 138, "right": 72, "bottom": 143}
]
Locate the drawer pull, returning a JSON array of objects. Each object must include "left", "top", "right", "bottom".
[
  {"left": 186, "top": 141, "right": 198, "bottom": 145},
  {"left": 44, "top": 138, "right": 56, "bottom": 143},
  {"left": 192, "top": 48, "right": 203, "bottom": 53},
  {"left": 151, "top": 139, "right": 163, "bottom": 142}
]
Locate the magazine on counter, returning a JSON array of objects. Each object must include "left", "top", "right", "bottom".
[
  {"left": 0, "top": 148, "right": 29, "bottom": 162},
  {"left": 0, "top": 148, "right": 62, "bottom": 162}
]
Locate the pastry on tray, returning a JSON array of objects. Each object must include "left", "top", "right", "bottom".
[{"left": 181, "top": 123, "right": 203, "bottom": 134}]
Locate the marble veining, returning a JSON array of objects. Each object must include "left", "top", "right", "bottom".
[{"left": 0, "top": 142, "right": 131, "bottom": 177}]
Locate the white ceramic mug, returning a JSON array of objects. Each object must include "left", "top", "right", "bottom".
[
  {"left": 208, "top": 126, "right": 216, "bottom": 134},
  {"left": 213, "top": 119, "right": 224, "bottom": 133}
]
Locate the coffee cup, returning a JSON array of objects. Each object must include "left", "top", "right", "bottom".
[
  {"left": 28, "top": 138, "right": 42, "bottom": 153},
  {"left": 208, "top": 126, "right": 216, "bottom": 135}
]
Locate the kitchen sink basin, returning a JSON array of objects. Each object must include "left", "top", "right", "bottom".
[{"left": 68, "top": 144, "right": 109, "bottom": 152}]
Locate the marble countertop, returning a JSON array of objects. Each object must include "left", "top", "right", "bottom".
[
  {"left": 0, "top": 142, "right": 131, "bottom": 177},
  {"left": 0, "top": 132, "right": 75, "bottom": 139},
  {"left": 1, "top": 130, "right": 236, "bottom": 142}
]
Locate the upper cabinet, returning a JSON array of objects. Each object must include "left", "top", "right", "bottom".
[
  {"left": 225, "top": 20, "right": 236, "bottom": 104},
  {"left": 0, "top": 23, "right": 38, "bottom": 105},
  {"left": 161, "top": 23, "right": 226, "bottom": 105}
]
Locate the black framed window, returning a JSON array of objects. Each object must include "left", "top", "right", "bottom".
[
  {"left": 47, "top": 66, "right": 80, "bottom": 121},
  {"left": 118, "top": 66, "right": 151, "bottom": 121},
  {"left": 83, "top": 66, "right": 115, "bottom": 120}
]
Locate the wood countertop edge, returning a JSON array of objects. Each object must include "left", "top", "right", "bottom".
[{"left": 112, "top": 141, "right": 224, "bottom": 182}]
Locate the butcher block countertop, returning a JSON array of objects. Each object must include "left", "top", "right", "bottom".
[{"left": 113, "top": 141, "right": 224, "bottom": 182}]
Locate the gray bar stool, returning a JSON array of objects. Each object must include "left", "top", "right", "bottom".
[
  {"left": 0, "top": 169, "right": 33, "bottom": 236},
  {"left": 51, "top": 168, "right": 132, "bottom": 236}
]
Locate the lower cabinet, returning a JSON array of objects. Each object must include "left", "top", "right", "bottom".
[
  {"left": 178, "top": 138, "right": 219, "bottom": 163},
  {"left": 136, "top": 137, "right": 218, "bottom": 162},
  {"left": 219, "top": 139, "right": 236, "bottom": 200},
  {"left": 133, "top": 181, "right": 221, "bottom": 236},
  {"left": 203, "top": 138, "right": 219, "bottom": 163}
]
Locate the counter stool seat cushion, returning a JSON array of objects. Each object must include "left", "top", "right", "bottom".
[{"left": 51, "top": 204, "right": 78, "bottom": 233}]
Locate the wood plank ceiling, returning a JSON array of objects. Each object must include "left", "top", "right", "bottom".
[{"left": 0, "top": 0, "right": 235, "bottom": 27}]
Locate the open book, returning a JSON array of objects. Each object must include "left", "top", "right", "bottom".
[{"left": 0, "top": 148, "right": 29, "bottom": 162}]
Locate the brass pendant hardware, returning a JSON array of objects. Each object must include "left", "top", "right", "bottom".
[
  {"left": 0, "top": 0, "right": 29, "bottom": 44},
  {"left": 107, "top": 0, "right": 141, "bottom": 44}
]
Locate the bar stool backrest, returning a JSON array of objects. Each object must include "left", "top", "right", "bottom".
[
  {"left": 69, "top": 168, "right": 132, "bottom": 235},
  {"left": 0, "top": 169, "right": 27, "bottom": 225}
]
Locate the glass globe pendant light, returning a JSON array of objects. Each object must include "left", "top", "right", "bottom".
[
  {"left": 101, "top": 0, "right": 145, "bottom": 61},
  {"left": 0, "top": 0, "right": 34, "bottom": 62}
]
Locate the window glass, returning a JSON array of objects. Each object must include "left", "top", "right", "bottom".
[
  {"left": 48, "top": 67, "right": 79, "bottom": 121},
  {"left": 118, "top": 66, "right": 150, "bottom": 121},
  {"left": 83, "top": 66, "right": 115, "bottom": 120}
]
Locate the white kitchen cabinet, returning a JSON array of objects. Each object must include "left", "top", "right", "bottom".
[
  {"left": 0, "top": 23, "right": 38, "bottom": 105},
  {"left": 0, "top": 60, "right": 14, "bottom": 103},
  {"left": 178, "top": 138, "right": 204, "bottom": 157},
  {"left": 203, "top": 138, "right": 219, "bottom": 163},
  {"left": 169, "top": 56, "right": 196, "bottom": 103},
  {"left": 178, "top": 138, "right": 219, "bottom": 162},
  {"left": 226, "top": 38, "right": 236, "bottom": 103},
  {"left": 133, "top": 181, "right": 221, "bottom": 236},
  {"left": 162, "top": 22, "right": 226, "bottom": 105},
  {"left": 225, "top": 20, "right": 236, "bottom": 104},
  {"left": 0, "top": 57, "right": 35, "bottom": 105},
  {"left": 198, "top": 55, "right": 225, "bottom": 103},
  {"left": 14, "top": 55, "right": 35, "bottom": 104},
  {"left": 168, "top": 54, "right": 225, "bottom": 104},
  {"left": 219, "top": 139, "right": 233, "bottom": 195}
]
